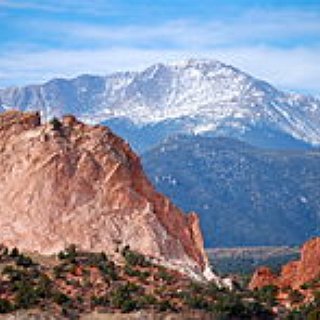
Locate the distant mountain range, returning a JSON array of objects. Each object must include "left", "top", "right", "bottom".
[
  {"left": 142, "top": 135, "right": 320, "bottom": 247},
  {"left": 0, "top": 59, "right": 319, "bottom": 152}
]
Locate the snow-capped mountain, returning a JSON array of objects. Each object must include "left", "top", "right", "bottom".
[{"left": 0, "top": 59, "right": 319, "bottom": 151}]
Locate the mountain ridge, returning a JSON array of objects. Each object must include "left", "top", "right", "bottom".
[{"left": 0, "top": 59, "right": 319, "bottom": 151}]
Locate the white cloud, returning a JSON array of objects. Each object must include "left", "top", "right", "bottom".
[
  {"left": 0, "top": 6, "right": 319, "bottom": 95},
  {"left": 27, "top": 8, "right": 320, "bottom": 49}
]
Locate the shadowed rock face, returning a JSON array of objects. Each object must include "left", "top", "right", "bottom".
[
  {"left": 249, "top": 237, "right": 320, "bottom": 290},
  {"left": 0, "top": 110, "right": 209, "bottom": 278}
]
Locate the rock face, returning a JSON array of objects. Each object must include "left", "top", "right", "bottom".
[
  {"left": 249, "top": 267, "right": 278, "bottom": 289},
  {"left": 249, "top": 237, "right": 320, "bottom": 290},
  {"left": 0, "top": 110, "right": 210, "bottom": 278}
]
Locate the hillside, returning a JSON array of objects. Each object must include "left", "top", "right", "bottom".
[
  {"left": 0, "top": 244, "right": 276, "bottom": 319},
  {"left": 142, "top": 135, "right": 320, "bottom": 247}
]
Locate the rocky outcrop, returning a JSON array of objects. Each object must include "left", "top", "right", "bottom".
[
  {"left": 249, "top": 267, "right": 278, "bottom": 290},
  {"left": 249, "top": 237, "right": 320, "bottom": 290},
  {"left": 0, "top": 110, "right": 210, "bottom": 279}
]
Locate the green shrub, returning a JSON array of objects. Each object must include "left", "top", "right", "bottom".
[
  {"left": 136, "top": 294, "right": 157, "bottom": 308},
  {"left": 121, "top": 246, "right": 151, "bottom": 267},
  {"left": 53, "top": 264, "right": 65, "bottom": 279},
  {"left": 15, "top": 284, "right": 40, "bottom": 308},
  {"left": 98, "top": 260, "right": 118, "bottom": 280},
  {"left": 58, "top": 244, "right": 77, "bottom": 262},
  {"left": 184, "top": 294, "right": 209, "bottom": 310},
  {"left": 49, "top": 117, "right": 62, "bottom": 131},
  {"left": 205, "top": 281, "right": 221, "bottom": 297},
  {"left": 16, "top": 254, "right": 34, "bottom": 268},
  {"left": 156, "top": 268, "right": 174, "bottom": 283},
  {"left": 86, "top": 252, "right": 108, "bottom": 267},
  {"left": 52, "top": 291, "right": 70, "bottom": 305},
  {"left": 307, "top": 309, "right": 320, "bottom": 320},
  {"left": 0, "top": 299, "right": 13, "bottom": 313},
  {"left": 255, "top": 285, "right": 279, "bottom": 307},
  {"left": 10, "top": 247, "right": 19, "bottom": 258},
  {"left": 289, "top": 289, "right": 304, "bottom": 304},
  {"left": 110, "top": 282, "right": 142, "bottom": 311},
  {"left": 120, "top": 299, "right": 137, "bottom": 313},
  {"left": 91, "top": 295, "right": 109, "bottom": 307},
  {"left": 2, "top": 266, "right": 27, "bottom": 282},
  {"left": 124, "top": 265, "right": 150, "bottom": 281},
  {"left": 212, "top": 294, "right": 247, "bottom": 319},
  {"left": 157, "top": 299, "right": 176, "bottom": 312},
  {"left": 35, "top": 274, "right": 53, "bottom": 299},
  {"left": 301, "top": 282, "right": 312, "bottom": 290}
]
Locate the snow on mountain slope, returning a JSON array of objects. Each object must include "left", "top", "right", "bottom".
[{"left": 0, "top": 59, "right": 319, "bottom": 148}]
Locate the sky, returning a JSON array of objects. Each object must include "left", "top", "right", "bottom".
[{"left": 0, "top": 0, "right": 319, "bottom": 95}]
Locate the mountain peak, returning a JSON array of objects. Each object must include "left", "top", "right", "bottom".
[
  {"left": 167, "top": 58, "right": 225, "bottom": 68},
  {"left": 0, "top": 59, "right": 319, "bottom": 148}
]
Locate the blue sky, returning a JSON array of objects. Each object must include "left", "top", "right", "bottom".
[{"left": 0, "top": 0, "right": 319, "bottom": 95}]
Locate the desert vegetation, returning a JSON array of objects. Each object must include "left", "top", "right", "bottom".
[
  {"left": 0, "top": 244, "right": 277, "bottom": 319},
  {"left": 1, "top": 244, "right": 320, "bottom": 319}
]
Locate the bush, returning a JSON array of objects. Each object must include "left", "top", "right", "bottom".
[
  {"left": 86, "top": 252, "right": 108, "bottom": 267},
  {"left": 49, "top": 117, "right": 62, "bottom": 131},
  {"left": 120, "top": 299, "right": 137, "bottom": 313},
  {"left": 157, "top": 299, "right": 176, "bottom": 312},
  {"left": 91, "top": 295, "right": 109, "bottom": 307},
  {"left": 36, "top": 274, "right": 53, "bottom": 299},
  {"left": 184, "top": 294, "right": 209, "bottom": 310},
  {"left": 121, "top": 246, "right": 151, "bottom": 267},
  {"left": 16, "top": 254, "right": 34, "bottom": 268},
  {"left": 58, "top": 244, "right": 77, "bottom": 262},
  {"left": 10, "top": 247, "right": 19, "bottom": 258},
  {"left": 124, "top": 265, "right": 150, "bottom": 280},
  {"left": 0, "top": 299, "right": 13, "bottom": 313},
  {"left": 2, "top": 266, "right": 27, "bottom": 282},
  {"left": 52, "top": 291, "right": 71, "bottom": 305},
  {"left": 15, "top": 284, "right": 40, "bottom": 308},
  {"left": 136, "top": 294, "right": 157, "bottom": 308},
  {"left": 289, "top": 289, "right": 304, "bottom": 304},
  {"left": 205, "top": 281, "right": 222, "bottom": 297},
  {"left": 99, "top": 260, "right": 118, "bottom": 280},
  {"left": 156, "top": 268, "right": 174, "bottom": 283},
  {"left": 255, "top": 285, "right": 279, "bottom": 307},
  {"left": 53, "top": 264, "right": 65, "bottom": 279},
  {"left": 307, "top": 309, "right": 320, "bottom": 320},
  {"left": 212, "top": 294, "right": 247, "bottom": 319},
  {"left": 110, "top": 282, "right": 142, "bottom": 311}
]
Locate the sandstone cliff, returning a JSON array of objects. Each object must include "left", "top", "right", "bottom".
[
  {"left": 0, "top": 110, "right": 210, "bottom": 279},
  {"left": 249, "top": 237, "right": 320, "bottom": 290}
]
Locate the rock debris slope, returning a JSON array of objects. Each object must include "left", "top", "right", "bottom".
[{"left": 0, "top": 110, "right": 211, "bottom": 279}]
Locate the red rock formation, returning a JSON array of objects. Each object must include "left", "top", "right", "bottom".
[
  {"left": 249, "top": 237, "right": 320, "bottom": 290},
  {"left": 249, "top": 266, "right": 277, "bottom": 290},
  {"left": 0, "top": 110, "right": 210, "bottom": 278}
]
